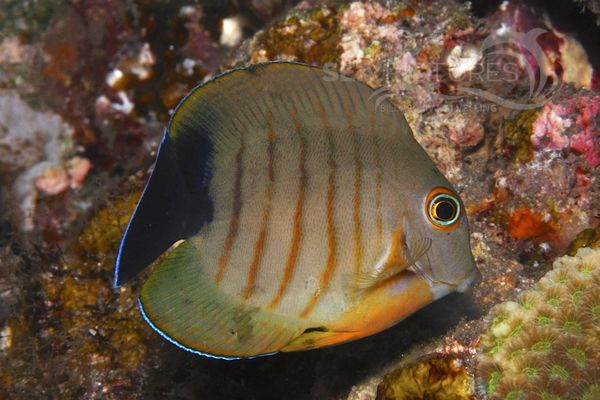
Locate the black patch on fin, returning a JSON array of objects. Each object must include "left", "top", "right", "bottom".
[
  {"left": 302, "top": 326, "right": 329, "bottom": 334},
  {"left": 171, "top": 115, "right": 214, "bottom": 193},
  {"left": 114, "top": 132, "right": 213, "bottom": 286}
]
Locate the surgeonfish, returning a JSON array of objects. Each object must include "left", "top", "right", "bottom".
[{"left": 114, "top": 62, "right": 480, "bottom": 359}]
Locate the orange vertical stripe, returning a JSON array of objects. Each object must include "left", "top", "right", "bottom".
[
  {"left": 345, "top": 90, "right": 363, "bottom": 280},
  {"left": 300, "top": 90, "right": 337, "bottom": 318},
  {"left": 338, "top": 84, "right": 364, "bottom": 281},
  {"left": 375, "top": 137, "right": 383, "bottom": 249},
  {"left": 215, "top": 127, "right": 245, "bottom": 284},
  {"left": 352, "top": 130, "right": 363, "bottom": 278},
  {"left": 268, "top": 104, "right": 305, "bottom": 309},
  {"left": 367, "top": 105, "right": 384, "bottom": 249},
  {"left": 242, "top": 115, "right": 275, "bottom": 299}
]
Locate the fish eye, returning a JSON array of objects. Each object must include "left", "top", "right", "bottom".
[{"left": 426, "top": 188, "right": 461, "bottom": 230}]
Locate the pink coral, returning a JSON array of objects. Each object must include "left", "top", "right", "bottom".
[
  {"left": 449, "top": 117, "right": 485, "bottom": 148},
  {"left": 340, "top": 2, "right": 388, "bottom": 26},
  {"left": 35, "top": 156, "right": 92, "bottom": 195},
  {"left": 570, "top": 95, "right": 600, "bottom": 167},
  {"left": 531, "top": 94, "right": 600, "bottom": 167},
  {"left": 531, "top": 103, "right": 571, "bottom": 150},
  {"left": 486, "top": 1, "right": 596, "bottom": 90},
  {"left": 35, "top": 167, "right": 70, "bottom": 195},
  {"left": 65, "top": 156, "right": 92, "bottom": 190}
]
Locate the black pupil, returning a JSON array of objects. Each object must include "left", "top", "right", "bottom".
[{"left": 436, "top": 200, "right": 455, "bottom": 221}]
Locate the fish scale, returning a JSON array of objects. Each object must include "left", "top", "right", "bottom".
[
  {"left": 209, "top": 88, "right": 367, "bottom": 318},
  {"left": 114, "top": 62, "right": 480, "bottom": 359}
]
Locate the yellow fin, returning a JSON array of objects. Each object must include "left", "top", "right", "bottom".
[
  {"left": 139, "top": 240, "right": 307, "bottom": 359},
  {"left": 281, "top": 328, "right": 360, "bottom": 352},
  {"left": 285, "top": 269, "right": 436, "bottom": 352}
]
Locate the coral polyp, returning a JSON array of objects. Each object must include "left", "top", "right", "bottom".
[{"left": 477, "top": 246, "right": 600, "bottom": 399}]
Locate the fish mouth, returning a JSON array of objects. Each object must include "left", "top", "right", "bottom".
[
  {"left": 403, "top": 228, "right": 480, "bottom": 293},
  {"left": 456, "top": 266, "right": 481, "bottom": 293}
]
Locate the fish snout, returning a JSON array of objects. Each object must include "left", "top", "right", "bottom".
[
  {"left": 456, "top": 265, "right": 481, "bottom": 294},
  {"left": 412, "top": 254, "right": 480, "bottom": 296}
]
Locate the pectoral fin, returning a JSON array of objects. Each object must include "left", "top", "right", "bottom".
[{"left": 351, "top": 233, "right": 432, "bottom": 293}]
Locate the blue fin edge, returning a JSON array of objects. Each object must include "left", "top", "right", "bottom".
[{"left": 137, "top": 298, "right": 278, "bottom": 360}]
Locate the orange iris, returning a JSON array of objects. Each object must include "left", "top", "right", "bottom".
[{"left": 425, "top": 187, "right": 461, "bottom": 231}]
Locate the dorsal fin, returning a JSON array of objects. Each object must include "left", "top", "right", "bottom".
[{"left": 114, "top": 133, "right": 212, "bottom": 286}]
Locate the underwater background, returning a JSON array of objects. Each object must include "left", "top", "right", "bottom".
[{"left": 0, "top": 0, "right": 599, "bottom": 399}]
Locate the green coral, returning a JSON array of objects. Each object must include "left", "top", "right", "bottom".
[{"left": 477, "top": 246, "right": 600, "bottom": 399}]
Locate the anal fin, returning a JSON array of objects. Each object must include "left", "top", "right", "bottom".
[{"left": 139, "top": 240, "right": 307, "bottom": 359}]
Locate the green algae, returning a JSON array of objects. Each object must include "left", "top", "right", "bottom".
[
  {"left": 504, "top": 109, "right": 538, "bottom": 164},
  {"left": 566, "top": 226, "right": 600, "bottom": 256},
  {"left": 376, "top": 356, "right": 474, "bottom": 400},
  {"left": 255, "top": 6, "right": 341, "bottom": 66}
]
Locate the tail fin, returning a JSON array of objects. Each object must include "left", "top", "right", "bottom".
[{"left": 114, "top": 133, "right": 211, "bottom": 286}]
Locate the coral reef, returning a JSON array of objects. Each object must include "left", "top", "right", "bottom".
[
  {"left": 1, "top": 0, "right": 599, "bottom": 399},
  {"left": 484, "top": 88, "right": 600, "bottom": 266},
  {"left": 485, "top": 0, "right": 598, "bottom": 91},
  {"left": 567, "top": 226, "right": 600, "bottom": 256},
  {"left": 0, "top": 0, "right": 65, "bottom": 38},
  {"left": 0, "top": 90, "right": 73, "bottom": 231},
  {"left": 477, "top": 246, "right": 600, "bottom": 399},
  {"left": 0, "top": 189, "right": 156, "bottom": 399},
  {"left": 376, "top": 356, "right": 474, "bottom": 400},
  {"left": 251, "top": 5, "right": 342, "bottom": 66}
]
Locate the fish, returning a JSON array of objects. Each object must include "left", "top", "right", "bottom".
[{"left": 114, "top": 61, "right": 480, "bottom": 359}]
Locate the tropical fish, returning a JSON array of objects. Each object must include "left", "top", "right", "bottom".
[{"left": 114, "top": 62, "right": 480, "bottom": 359}]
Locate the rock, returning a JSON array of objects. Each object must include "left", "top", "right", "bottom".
[{"left": 377, "top": 356, "right": 474, "bottom": 400}]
